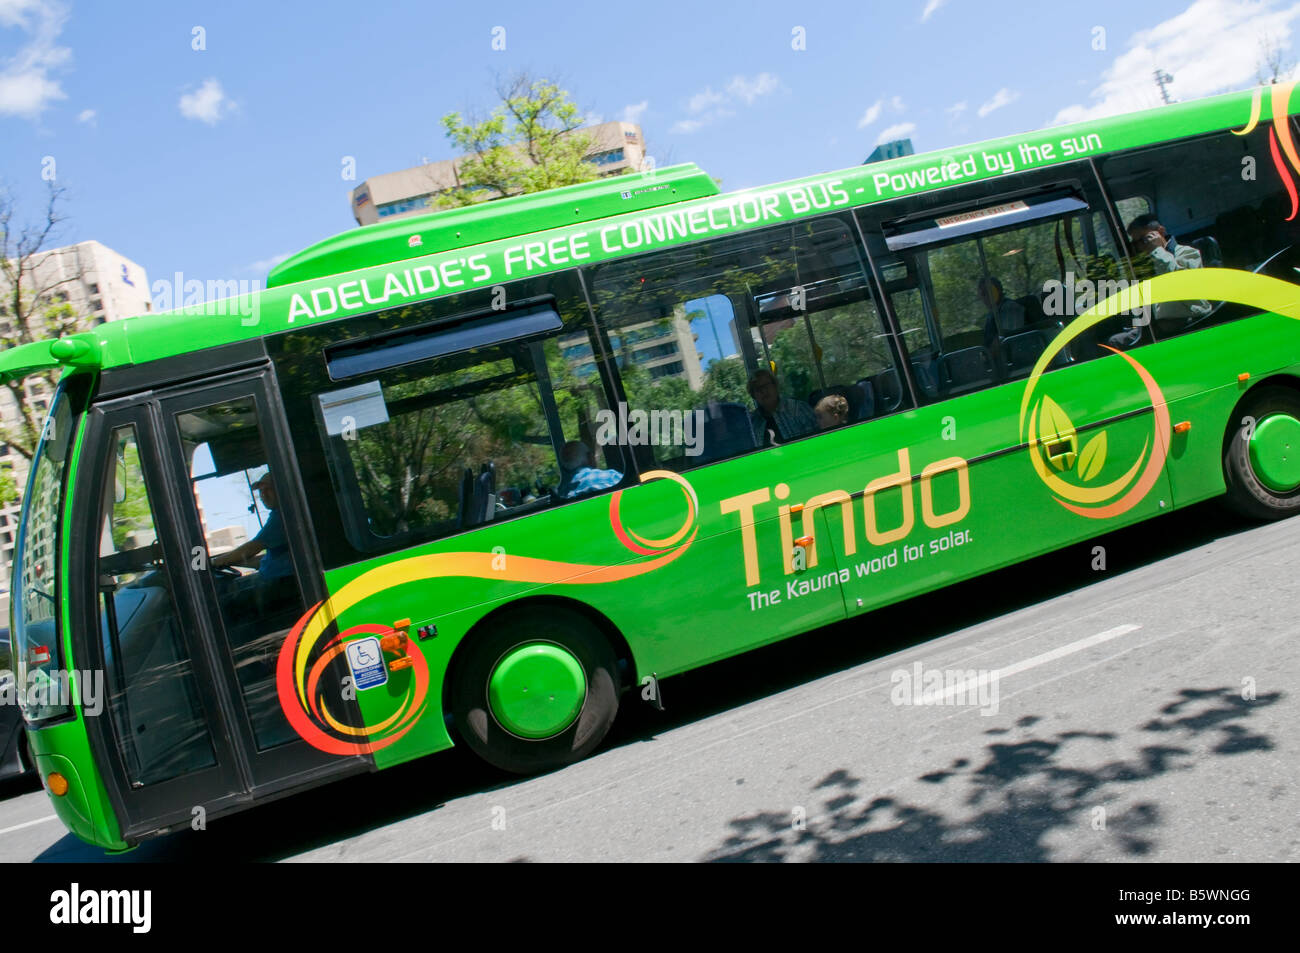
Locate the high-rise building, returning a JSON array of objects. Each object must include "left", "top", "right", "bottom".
[
  {"left": 560, "top": 305, "right": 705, "bottom": 389},
  {"left": 0, "top": 241, "right": 152, "bottom": 591},
  {"left": 865, "top": 138, "right": 915, "bottom": 164},
  {"left": 349, "top": 121, "right": 648, "bottom": 226}
]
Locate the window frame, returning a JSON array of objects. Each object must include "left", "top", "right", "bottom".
[
  {"left": 269, "top": 269, "right": 631, "bottom": 567},
  {"left": 580, "top": 210, "right": 915, "bottom": 474},
  {"left": 856, "top": 162, "right": 1136, "bottom": 404}
]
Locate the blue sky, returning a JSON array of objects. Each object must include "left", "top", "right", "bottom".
[{"left": 3, "top": 0, "right": 1299, "bottom": 299}]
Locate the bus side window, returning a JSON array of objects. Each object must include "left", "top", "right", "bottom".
[
  {"left": 1097, "top": 124, "right": 1300, "bottom": 338},
  {"left": 870, "top": 196, "right": 1131, "bottom": 404},
  {"left": 301, "top": 280, "right": 623, "bottom": 554},
  {"left": 584, "top": 214, "right": 909, "bottom": 469}
]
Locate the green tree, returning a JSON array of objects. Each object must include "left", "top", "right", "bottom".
[
  {"left": 700, "top": 356, "right": 750, "bottom": 406},
  {"left": 435, "top": 75, "right": 600, "bottom": 209},
  {"left": 0, "top": 459, "right": 16, "bottom": 505}
]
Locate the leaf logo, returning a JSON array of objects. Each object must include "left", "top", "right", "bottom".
[
  {"left": 1077, "top": 431, "right": 1108, "bottom": 482},
  {"left": 1023, "top": 347, "right": 1165, "bottom": 520},
  {"left": 1037, "top": 395, "right": 1078, "bottom": 471}
]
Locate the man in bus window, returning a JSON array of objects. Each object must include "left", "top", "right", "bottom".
[
  {"left": 1125, "top": 214, "right": 1213, "bottom": 329},
  {"left": 212, "top": 472, "right": 292, "bottom": 581},
  {"left": 748, "top": 369, "right": 816, "bottom": 446},
  {"left": 210, "top": 471, "right": 297, "bottom": 618},
  {"left": 978, "top": 276, "right": 1027, "bottom": 336},
  {"left": 560, "top": 441, "right": 623, "bottom": 498}
]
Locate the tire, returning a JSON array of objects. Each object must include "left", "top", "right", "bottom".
[
  {"left": 1223, "top": 385, "right": 1300, "bottom": 520},
  {"left": 450, "top": 607, "right": 621, "bottom": 775}
]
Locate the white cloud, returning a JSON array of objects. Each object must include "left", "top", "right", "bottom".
[
  {"left": 726, "top": 72, "right": 780, "bottom": 104},
  {"left": 978, "top": 87, "right": 1020, "bottom": 117},
  {"left": 247, "top": 252, "right": 291, "bottom": 274},
  {"left": 1053, "top": 0, "right": 1300, "bottom": 125},
  {"left": 673, "top": 72, "right": 780, "bottom": 133},
  {"left": 686, "top": 86, "right": 727, "bottom": 114},
  {"left": 877, "top": 121, "right": 917, "bottom": 144},
  {"left": 76, "top": 106, "right": 93, "bottom": 123},
  {"left": 670, "top": 117, "right": 706, "bottom": 134},
  {"left": 179, "top": 77, "right": 234, "bottom": 125},
  {"left": 858, "top": 95, "right": 907, "bottom": 128},
  {"left": 0, "top": 0, "right": 70, "bottom": 119},
  {"left": 582, "top": 111, "right": 604, "bottom": 126},
  {"left": 922, "top": 0, "right": 948, "bottom": 22},
  {"left": 622, "top": 100, "right": 648, "bottom": 124},
  {"left": 946, "top": 100, "right": 968, "bottom": 117},
  {"left": 857, "top": 99, "right": 884, "bottom": 128}
]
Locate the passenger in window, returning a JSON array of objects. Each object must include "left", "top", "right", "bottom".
[
  {"left": 748, "top": 369, "right": 817, "bottom": 446},
  {"left": 559, "top": 441, "right": 623, "bottom": 498},
  {"left": 1125, "top": 214, "right": 1213, "bottom": 329},
  {"left": 977, "top": 276, "right": 1027, "bottom": 336},
  {"left": 814, "top": 394, "right": 849, "bottom": 431}
]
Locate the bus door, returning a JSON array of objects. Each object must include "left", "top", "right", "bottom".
[
  {"left": 850, "top": 169, "right": 1174, "bottom": 612},
  {"left": 79, "top": 371, "right": 364, "bottom": 841}
]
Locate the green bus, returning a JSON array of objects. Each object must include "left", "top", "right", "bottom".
[{"left": 7, "top": 84, "right": 1300, "bottom": 852}]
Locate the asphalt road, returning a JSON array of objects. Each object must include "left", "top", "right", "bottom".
[{"left": 2, "top": 500, "right": 1296, "bottom": 862}]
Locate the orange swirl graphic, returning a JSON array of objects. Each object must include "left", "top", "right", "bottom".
[
  {"left": 1269, "top": 126, "right": 1299, "bottom": 221},
  {"left": 1236, "top": 82, "right": 1300, "bottom": 220},
  {"left": 277, "top": 469, "right": 699, "bottom": 754}
]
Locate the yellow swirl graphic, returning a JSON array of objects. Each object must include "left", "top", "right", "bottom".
[
  {"left": 279, "top": 469, "right": 699, "bottom": 752},
  {"left": 1022, "top": 269, "right": 1300, "bottom": 517}
]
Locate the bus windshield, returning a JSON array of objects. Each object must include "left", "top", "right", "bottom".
[{"left": 12, "top": 383, "right": 74, "bottom": 724}]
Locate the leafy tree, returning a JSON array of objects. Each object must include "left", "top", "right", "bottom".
[
  {"left": 1, "top": 184, "right": 87, "bottom": 505},
  {"left": 700, "top": 356, "right": 750, "bottom": 406},
  {"left": 435, "top": 75, "right": 600, "bottom": 209},
  {"left": 0, "top": 460, "right": 16, "bottom": 506}
]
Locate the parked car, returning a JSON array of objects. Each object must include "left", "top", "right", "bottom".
[{"left": 0, "top": 628, "right": 37, "bottom": 783}]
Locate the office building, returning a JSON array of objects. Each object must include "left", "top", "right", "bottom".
[
  {"left": 0, "top": 241, "right": 152, "bottom": 591},
  {"left": 349, "top": 121, "right": 648, "bottom": 226}
]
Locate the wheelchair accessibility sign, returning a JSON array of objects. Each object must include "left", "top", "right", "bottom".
[{"left": 346, "top": 636, "right": 388, "bottom": 691}]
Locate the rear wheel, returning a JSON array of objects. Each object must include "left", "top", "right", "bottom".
[
  {"left": 1223, "top": 385, "right": 1300, "bottom": 520},
  {"left": 450, "top": 607, "right": 621, "bottom": 774}
]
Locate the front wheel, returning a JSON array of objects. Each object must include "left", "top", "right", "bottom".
[
  {"left": 1223, "top": 385, "right": 1300, "bottom": 520},
  {"left": 450, "top": 607, "right": 621, "bottom": 774}
]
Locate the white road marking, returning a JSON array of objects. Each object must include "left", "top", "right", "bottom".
[
  {"left": 0, "top": 814, "right": 58, "bottom": 837},
  {"left": 935, "top": 624, "right": 1142, "bottom": 703},
  {"left": 368, "top": 625, "right": 1152, "bottom": 861}
]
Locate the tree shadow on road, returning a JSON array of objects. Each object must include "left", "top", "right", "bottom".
[{"left": 704, "top": 686, "right": 1280, "bottom": 862}]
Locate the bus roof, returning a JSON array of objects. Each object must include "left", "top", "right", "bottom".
[
  {"left": 267, "top": 163, "right": 722, "bottom": 287},
  {"left": 0, "top": 84, "right": 1277, "bottom": 385}
]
